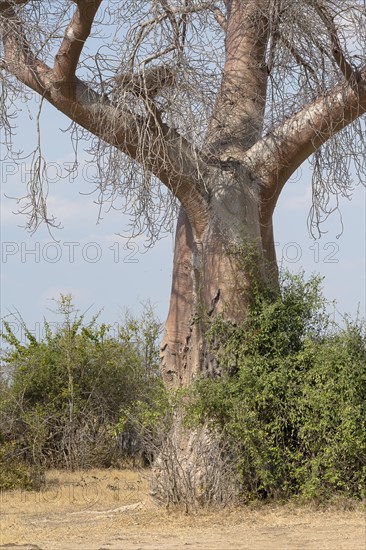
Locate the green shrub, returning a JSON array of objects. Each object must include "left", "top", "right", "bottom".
[
  {"left": 0, "top": 440, "right": 37, "bottom": 491},
  {"left": 190, "top": 272, "right": 366, "bottom": 501},
  {"left": 0, "top": 296, "right": 163, "bottom": 470}
]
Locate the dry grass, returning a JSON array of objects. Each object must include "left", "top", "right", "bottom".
[
  {"left": 1, "top": 468, "right": 149, "bottom": 514},
  {"left": 0, "top": 469, "right": 365, "bottom": 550}
]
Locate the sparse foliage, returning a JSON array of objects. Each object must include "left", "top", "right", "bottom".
[{"left": 1, "top": 1, "right": 365, "bottom": 237}]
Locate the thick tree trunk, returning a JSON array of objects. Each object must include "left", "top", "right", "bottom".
[
  {"left": 2, "top": 0, "right": 366, "bottom": 509},
  {"left": 161, "top": 167, "right": 278, "bottom": 387},
  {"left": 155, "top": 168, "right": 279, "bottom": 507}
]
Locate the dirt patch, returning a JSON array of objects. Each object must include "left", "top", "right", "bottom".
[{"left": 1, "top": 469, "right": 365, "bottom": 549}]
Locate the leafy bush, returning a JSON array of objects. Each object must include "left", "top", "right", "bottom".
[
  {"left": 2, "top": 278, "right": 365, "bottom": 503},
  {"left": 0, "top": 440, "right": 34, "bottom": 491},
  {"left": 0, "top": 296, "right": 163, "bottom": 474},
  {"left": 190, "top": 272, "right": 366, "bottom": 502}
]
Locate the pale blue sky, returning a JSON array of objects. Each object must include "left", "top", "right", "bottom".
[{"left": 1, "top": 97, "right": 365, "bottom": 341}]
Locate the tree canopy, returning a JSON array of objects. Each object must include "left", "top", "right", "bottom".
[{"left": 1, "top": 1, "right": 365, "bottom": 242}]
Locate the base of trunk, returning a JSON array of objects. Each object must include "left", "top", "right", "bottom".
[{"left": 150, "top": 419, "right": 239, "bottom": 510}]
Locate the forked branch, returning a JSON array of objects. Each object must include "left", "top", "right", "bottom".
[
  {"left": 53, "top": 0, "right": 102, "bottom": 95},
  {"left": 0, "top": 1, "right": 209, "bottom": 236}
]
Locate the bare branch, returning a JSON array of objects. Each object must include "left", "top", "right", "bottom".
[
  {"left": 245, "top": 67, "right": 366, "bottom": 211},
  {"left": 0, "top": 3, "right": 50, "bottom": 95},
  {"left": 0, "top": 1, "right": 210, "bottom": 236},
  {"left": 53, "top": 0, "right": 102, "bottom": 96},
  {"left": 279, "top": 34, "right": 318, "bottom": 80},
  {"left": 212, "top": 7, "right": 227, "bottom": 31},
  {"left": 1, "top": 1, "right": 366, "bottom": 241},
  {"left": 205, "top": 0, "right": 270, "bottom": 158},
  {"left": 0, "top": 1, "right": 29, "bottom": 9},
  {"left": 158, "top": 0, "right": 180, "bottom": 52},
  {"left": 304, "top": 0, "right": 358, "bottom": 85}
]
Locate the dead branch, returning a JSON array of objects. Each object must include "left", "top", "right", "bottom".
[
  {"left": 114, "top": 64, "right": 176, "bottom": 99},
  {"left": 279, "top": 34, "right": 318, "bottom": 80},
  {"left": 304, "top": 0, "right": 358, "bottom": 85}
]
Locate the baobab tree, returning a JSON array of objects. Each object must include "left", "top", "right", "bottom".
[{"left": 1, "top": 0, "right": 366, "bottom": 497}]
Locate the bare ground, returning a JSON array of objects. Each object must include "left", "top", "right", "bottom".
[{"left": 0, "top": 469, "right": 365, "bottom": 550}]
